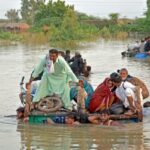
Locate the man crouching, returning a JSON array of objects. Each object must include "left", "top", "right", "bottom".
[{"left": 110, "top": 72, "right": 143, "bottom": 121}]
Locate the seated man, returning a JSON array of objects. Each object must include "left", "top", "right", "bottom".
[
  {"left": 144, "top": 36, "right": 150, "bottom": 52},
  {"left": 69, "top": 52, "right": 84, "bottom": 77},
  {"left": 64, "top": 50, "right": 71, "bottom": 63},
  {"left": 119, "top": 68, "right": 149, "bottom": 99},
  {"left": 110, "top": 72, "right": 143, "bottom": 120},
  {"left": 127, "top": 41, "right": 140, "bottom": 52}
]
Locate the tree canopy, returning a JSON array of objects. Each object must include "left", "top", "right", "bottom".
[
  {"left": 21, "top": 0, "right": 45, "bottom": 24},
  {"left": 5, "top": 9, "right": 19, "bottom": 22}
]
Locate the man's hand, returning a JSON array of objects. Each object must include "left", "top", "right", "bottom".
[
  {"left": 26, "top": 81, "right": 31, "bottom": 90},
  {"left": 78, "top": 80, "right": 84, "bottom": 88}
]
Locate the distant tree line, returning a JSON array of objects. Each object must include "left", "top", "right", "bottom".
[{"left": 2, "top": 0, "right": 150, "bottom": 47}]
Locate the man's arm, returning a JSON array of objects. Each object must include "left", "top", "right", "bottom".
[
  {"left": 60, "top": 56, "right": 78, "bottom": 82},
  {"left": 26, "top": 57, "right": 45, "bottom": 88},
  {"left": 31, "top": 57, "right": 46, "bottom": 79},
  {"left": 88, "top": 115, "right": 100, "bottom": 124}
]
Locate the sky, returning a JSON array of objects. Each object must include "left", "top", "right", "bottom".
[{"left": 0, "top": 0, "right": 147, "bottom": 19}]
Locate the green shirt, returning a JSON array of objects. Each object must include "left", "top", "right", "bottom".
[{"left": 32, "top": 56, "right": 78, "bottom": 109}]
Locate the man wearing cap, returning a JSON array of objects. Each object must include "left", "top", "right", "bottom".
[{"left": 110, "top": 72, "right": 142, "bottom": 117}]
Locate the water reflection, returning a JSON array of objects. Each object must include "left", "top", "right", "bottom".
[{"left": 17, "top": 122, "right": 148, "bottom": 150}]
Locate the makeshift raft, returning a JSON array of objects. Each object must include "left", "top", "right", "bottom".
[
  {"left": 29, "top": 110, "right": 140, "bottom": 124},
  {"left": 23, "top": 90, "right": 141, "bottom": 124},
  {"left": 121, "top": 51, "right": 150, "bottom": 59}
]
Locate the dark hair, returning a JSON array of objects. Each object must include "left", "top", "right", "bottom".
[
  {"left": 100, "top": 109, "right": 110, "bottom": 115},
  {"left": 117, "top": 69, "right": 120, "bottom": 73},
  {"left": 141, "top": 39, "right": 144, "bottom": 42},
  {"left": 49, "top": 49, "right": 58, "bottom": 55},
  {"left": 110, "top": 72, "right": 122, "bottom": 83},
  {"left": 145, "top": 37, "right": 149, "bottom": 41},
  {"left": 66, "top": 50, "right": 70, "bottom": 54},
  {"left": 66, "top": 114, "right": 76, "bottom": 120},
  {"left": 16, "top": 107, "right": 24, "bottom": 113},
  {"left": 87, "top": 66, "right": 91, "bottom": 72}
]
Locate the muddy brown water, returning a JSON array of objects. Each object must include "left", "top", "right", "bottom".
[{"left": 0, "top": 40, "right": 150, "bottom": 150}]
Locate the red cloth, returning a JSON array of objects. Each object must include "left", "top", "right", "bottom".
[{"left": 89, "top": 78, "right": 114, "bottom": 113}]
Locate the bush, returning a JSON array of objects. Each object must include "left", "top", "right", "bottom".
[
  {"left": 0, "top": 31, "right": 22, "bottom": 41},
  {"left": 100, "top": 27, "right": 111, "bottom": 39}
]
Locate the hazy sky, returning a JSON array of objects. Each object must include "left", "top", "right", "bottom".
[{"left": 0, "top": 0, "right": 147, "bottom": 19}]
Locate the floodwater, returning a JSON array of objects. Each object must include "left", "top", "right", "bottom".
[{"left": 0, "top": 39, "right": 150, "bottom": 150}]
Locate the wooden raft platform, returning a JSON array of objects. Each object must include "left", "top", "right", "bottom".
[{"left": 29, "top": 110, "right": 140, "bottom": 123}]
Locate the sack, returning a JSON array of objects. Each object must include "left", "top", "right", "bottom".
[{"left": 127, "top": 77, "right": 149, "bottom": 99}]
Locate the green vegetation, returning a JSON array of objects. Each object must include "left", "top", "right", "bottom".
[
  {"left": 123, "top": 0, "right": 150, "bottom": 34},
  {"left": 0, "top": 0, "right": 150, "bottom": 48},
  {"left": 0, "top": 31, "right": 22, "bottom": 41},
  {"left": 31, "top": 0, "right": 100, "bottom": 48}
]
